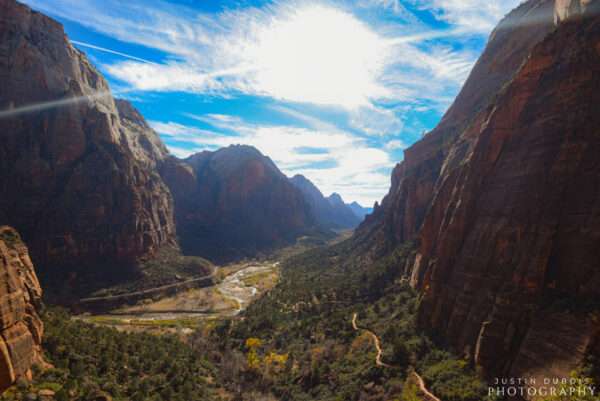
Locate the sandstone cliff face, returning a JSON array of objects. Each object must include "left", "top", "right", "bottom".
[
  {"left": 555, "top": 0, "right": 599, "bottom": 23},
  {"left": 0, "top": 0, "right": 176, "bottom": 281},
  {"left": 162, "top": 146, "right": 315, "bottom": 263},
  {"left": 357, "top": 0, "right": 600, "bottom": 387},
  {"left": 415, "top": 9, "right": 600, "bottom": 381},
  {"left": 357, "top": 0, "right": 557, "bottom": 256},
  {"left": 0, "top": 226, "right": 44, "bottom": 392}
]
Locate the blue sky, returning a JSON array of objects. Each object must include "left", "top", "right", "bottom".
[{"left": 23, "top": 0, "right": 521, "bottom": 205}]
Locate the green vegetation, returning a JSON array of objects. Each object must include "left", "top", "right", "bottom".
[
  {"left": 1, "top": 309, "right": 223, "bottom": 401},
  {"left": 85, "top": 315, "right": 203, "bottom": 329},
  {"left": 199, "top": 239, "right": 495, "bottom": 401},
  {"left": 14, "top": 234, "right": 590, "bottom": 401},
  {"left": 41, "top": 246, "right": 215, "bottom": 304},
  {"left": 241, "top": 271, "right": 274, "bottom": 287},
  {"left": 91, "top": 247, "right": 214, "bottom": 298}
]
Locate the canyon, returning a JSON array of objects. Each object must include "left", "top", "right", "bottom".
[{"left": 0, "top": 0, "right": 599, "bottom": 398}]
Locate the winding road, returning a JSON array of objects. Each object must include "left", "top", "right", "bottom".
[{"left": 351, "top": 313, "right": 441, "bottom": 401}]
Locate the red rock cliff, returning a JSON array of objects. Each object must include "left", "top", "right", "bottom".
[
  {"left": 358, "top": 0, "right": 600, "bottom": 386},
  {"left": 416, "top": 9, "right": 600, "bottom": 381},
  {"left": 0, "top": 0, "right": 176, "bottom": 281},
  {"left": 357, "top": 0, "right": 557, "bottom": 257},
  {"left": 0, "top": 226, "right": 44, "bottom": 392}
]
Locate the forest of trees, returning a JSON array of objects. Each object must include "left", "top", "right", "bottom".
[
  {"left": 197, "top": 239, "right": 498, "bottom": 401},
  {"left": 1, "top": 309, "right": 222, "bottom": 401},
  {"left": 2, "top": 238, "right": 597, "bottom": 401}
]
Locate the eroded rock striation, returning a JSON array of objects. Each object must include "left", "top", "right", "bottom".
[
  {"left": 358, "top": 0, "right": 600, "bottom": 387},
  {"left": 416, "top": 10, "right": 600, "bottom": 381},
  {"left": 0, "top": 226, "right": 44, "bottom": 392},
  {"left": 555, "top": 0, "right": 600, "bottom": 23},
  {"left": 0, "top": 0, "right": 176, "bottom": 282},
  {"left": 357, "top": 0, "right": 558, "bottom": 257},
  {"left": 162, "top": 146, "right": 316, "bottom": 263}
]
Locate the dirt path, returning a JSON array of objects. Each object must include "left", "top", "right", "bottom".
[
  {"left": 410, "top": 370, "right": 442, "bottom": 401},
  {"left": 351, "top": 313, "right": 392, "bottom": 368},
  {"left": 351, "top": 313, "right": 441, "bottom": 401}
]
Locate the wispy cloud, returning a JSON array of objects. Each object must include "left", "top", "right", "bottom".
[
  {"left": 25, "top": 0, "right": 481, "bottom": 111},
  {"left": 101, "top": 4, "right": 389, "bottom": 108},
  {"left": 385, "top": 139, "right": 408, "bottom": 150},
  {"left": 151, "top": 115, "right": 391, "bottom": 205},
  {"left": 407, "top": 0, "right": 524, "bottom": 33},
  {"left": 349, "top": 106, "right": 404, "bottom": 137}
]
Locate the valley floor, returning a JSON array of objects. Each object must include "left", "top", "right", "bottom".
[
  {"left": 75, "top": 260, "right": 280, "bottom": 333},
  {"left": 73, "top": 232, "right": 344, "bottom": 333}
]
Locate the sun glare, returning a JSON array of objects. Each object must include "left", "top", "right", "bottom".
[{"left": 246, "top": 6, "right": 388, "bottom": 108}]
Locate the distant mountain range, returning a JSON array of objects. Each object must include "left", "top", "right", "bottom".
[
  {"left": 161, "top": 147, "right": 371, "bottom": 262},
  {"left": 346, "top": 201, "right": 372, "bottom": 221},
  {"left": 290, "top": 174, "right": 369, "bottom": 230}
]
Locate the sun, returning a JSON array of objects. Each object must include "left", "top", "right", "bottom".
[{"left": 245, "top": 5, "right": 389, "bottom": 108}]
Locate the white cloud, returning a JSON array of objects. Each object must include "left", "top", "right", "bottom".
[
  {"left": 71, "top": 40, "right": 157, "bottom": 64},
  {"left": 359, "top": 0, "right": 407, "bottom": 15},
  {"left": 349, "top": 106, "right": 404, "bottom": 136},
  {"left": 408, "top": 46, "right": 476, "bottom": 84},
  {"left": 24, "top": 0, "right": 486, "bottom": 113},
  {"left": 151, "top": 116, "right": 392, "bottom": 205},
  {"left": 408, "top": 0, "right": 524, "bottom": 33},
  {"left": 245, "top": 6, "right": 388, "bottom": 107},
  {"left": 150, "top": 121, "right": 219, "bottom": 139},
  {"left": 385, "top": 139, "right": 408, "bottom": 150},
  {"left": 110, "top": 4, "right": 388, "bottom": 108}
]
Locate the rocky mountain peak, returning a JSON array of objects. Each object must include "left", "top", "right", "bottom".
[
  {"left": 327, "top": 193, "right": 344, "bottom": 205},
  {"left": 353, "top": 0, "right": 600, "bottom": 386},
  {"left": 289, "top": 177, "right": 361, "bottom": 230}
]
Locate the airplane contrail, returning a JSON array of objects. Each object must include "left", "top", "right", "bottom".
[{"left": 70, "top": 40, "right": 157, "bottom": 65}]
